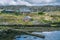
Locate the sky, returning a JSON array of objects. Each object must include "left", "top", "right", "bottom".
[{"left": 0, "top": 0, "right": 60, "bottom": 6}]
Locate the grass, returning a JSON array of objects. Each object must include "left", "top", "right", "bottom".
[{"left": 0, "top": 11, "right": 60, "bottom": 25}]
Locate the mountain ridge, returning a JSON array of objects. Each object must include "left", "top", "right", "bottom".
[{"left": 0, "top": 5, "right": 60, "bottom": 12}]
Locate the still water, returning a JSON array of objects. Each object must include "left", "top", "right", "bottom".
[{"left": 15, "top": 31, "right": 60, "bottom": 40}]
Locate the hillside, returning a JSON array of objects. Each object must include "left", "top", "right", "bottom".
[
  {"left": 0, "top": 5, "right": 60, "bottom": 12},
  {"left": 0, "top": 11, "right": 60, "bottom": 25}
]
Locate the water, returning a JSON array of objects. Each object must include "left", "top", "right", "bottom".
[{"left": 15, "top": 31, "right": 60, "bottom": 40}]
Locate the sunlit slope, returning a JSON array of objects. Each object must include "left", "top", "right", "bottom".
[{"left": 0, "top": 11, "right": 60, "bottom": 25}]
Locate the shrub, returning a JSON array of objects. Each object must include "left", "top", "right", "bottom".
[
  {"left": 38, "top": 12, "right": 45, "bottom": 15},
  {"left": 15, "top": 12, "right": 17, "bottom": 15}
]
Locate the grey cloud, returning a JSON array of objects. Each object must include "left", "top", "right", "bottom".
[{"left": 0, "top": 0, "right": 60, "bottom": 6}]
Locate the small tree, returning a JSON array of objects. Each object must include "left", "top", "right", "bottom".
[
  {"left": 15, "top": 10, "right": 20, "bottom": 16},
  {"left": 38, "top": 12, "right": 45, "bottom": 15}
]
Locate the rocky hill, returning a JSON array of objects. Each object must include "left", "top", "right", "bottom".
[{"left": 0, "top": 5, "right": 60, "bottom": 12}]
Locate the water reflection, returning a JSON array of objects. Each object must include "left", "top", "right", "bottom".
[{"left": 15, "top": 31, "right": 60, "bottom": 40}]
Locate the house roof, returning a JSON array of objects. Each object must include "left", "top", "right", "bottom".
[{"left": 19, "top": 7, "right": 31, "bottom": 12}]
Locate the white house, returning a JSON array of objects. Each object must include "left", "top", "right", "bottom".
[{"left": 19, "top": 7, "right": 31, "bottom": 14}]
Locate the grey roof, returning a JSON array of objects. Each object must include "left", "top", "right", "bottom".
[{"left": 19, "top": 7, "right": 31, "bottom": 12}]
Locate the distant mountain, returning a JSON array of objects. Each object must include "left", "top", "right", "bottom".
[{"left": 0, "top": 5, "right": 60, "bottom": 12}]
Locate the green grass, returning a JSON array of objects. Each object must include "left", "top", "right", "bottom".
[{"left": 0, "top": 11, "right": 60, "bottom": 25}]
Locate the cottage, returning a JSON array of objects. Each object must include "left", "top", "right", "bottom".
[
  {"left": 0, "top": 9, "right": 4, "bottom": 13},
  {"left": 19, "top": 7, "right": 31, "bottom": 14},
  {"left": 1, "top": 9, "right": 16, "bottom": 13}
]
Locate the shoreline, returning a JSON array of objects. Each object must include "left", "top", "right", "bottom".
[
  {"left": 0, "top": 26, "right": 60, "bottom": 32},
  {"left": 0, "top": 27, "right": 60, "bottom": 40}
]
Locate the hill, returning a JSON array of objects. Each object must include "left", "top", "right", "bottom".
[{"left": 0, "top": 5, "right": 60, "bottom": 12}]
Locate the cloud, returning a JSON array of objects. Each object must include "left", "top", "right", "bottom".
[
  {"left": 25, "top": 0, "right": 56, "bottom": 4},
  {"left": 9, "top": 0, "right": 32, "bottom": 6},
  {"left": 24, "top": 0, "right": 60, "bottom": 6},
  {"left": 0, "top": 0, "right": 32, "bottom": 6},
  {"left": 0, "top": 0, "right": 60, "bottom": 6}
]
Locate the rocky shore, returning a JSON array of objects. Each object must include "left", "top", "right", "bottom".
[
  {"left": 0, "top": 29, "right": 45, "bottom": 40},
  {"left": 0, "top": 29, "right": 21, "bottom": 40},
  {"left": 0, "top": 26, "right": 60, "bottom": 40}
]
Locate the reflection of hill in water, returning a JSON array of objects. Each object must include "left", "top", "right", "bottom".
[
  {"left": 0, "top": 30, "right": 60, "bottom": 40},
  {"left": 15, "top": 31, "right": 60, "bottom": 40}
]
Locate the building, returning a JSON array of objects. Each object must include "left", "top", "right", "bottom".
[
  {"left": 0, "top": 9, "right": 4, "bottom": 13},
  {"left": 19, "top": 6, "right": 31, "bottom": 14},
  {"left": 1, "top": 9, "right": 16, "bottom": 13}
]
